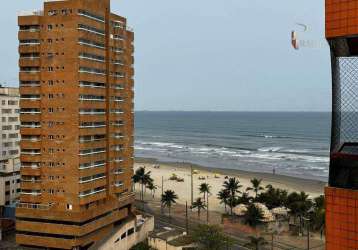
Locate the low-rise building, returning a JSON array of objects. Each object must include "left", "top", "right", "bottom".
[
  {"left": 90, "top": 214, "right": 154, "bottom": 250},
  {"left": 148, "top": 228, "right": 196, "bottom": 250}
]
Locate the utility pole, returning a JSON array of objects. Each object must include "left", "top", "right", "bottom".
[
  {"left": 191, "top": 164, "right": 193, "bottom": 207},
  {"left": 185, "top": 201, "right": 189, "bottom": 234},
  {"left": 206, "top": 195, "right": 209, "bottom": 224},
  {"left": 161, "top": 176, "right": 164, "bottom": 214},
  {"left": 307, "top": 219, "right": 310, "bottom": 250}
]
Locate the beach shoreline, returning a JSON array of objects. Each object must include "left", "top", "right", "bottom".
[{"left": 134, "top": 157, "right": 326, "bottom": 212}]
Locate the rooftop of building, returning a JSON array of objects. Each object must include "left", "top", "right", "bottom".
[{"left": 0, "top": 85, "right": 19, "bottom": 97}]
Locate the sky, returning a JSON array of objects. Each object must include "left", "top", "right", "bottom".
[{"left": 3, "top": 0, "right": 331, "bottom": 111}]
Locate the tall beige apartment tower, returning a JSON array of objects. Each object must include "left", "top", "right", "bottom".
[{"left": 16, "top": 0, "right": 135, "bottom": 249}]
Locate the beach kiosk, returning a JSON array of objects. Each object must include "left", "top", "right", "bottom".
[{"left": 326, "top": 1, "right": 358, "bottom": 248}]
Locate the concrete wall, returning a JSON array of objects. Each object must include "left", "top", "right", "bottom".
[{"left": 96, "top": 216, "right": 154, "bottom": 250}]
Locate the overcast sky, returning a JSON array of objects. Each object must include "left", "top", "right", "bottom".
[{"left": 4, "top": 0, "right": 330, "bottom": 111}]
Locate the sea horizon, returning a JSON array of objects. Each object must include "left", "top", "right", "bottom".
[{"left": 134, "top": 111, "right": 331, "bottom": 182}]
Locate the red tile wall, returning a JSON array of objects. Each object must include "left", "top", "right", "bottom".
[{"left": 325, "top": 187, "right": 358, "bottom": 250}]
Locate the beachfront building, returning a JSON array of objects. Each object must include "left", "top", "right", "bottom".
[
  {"left": 16, "top": 0, "right": 135, "bottom": 249},
  {"left": 0, "top": 86, "right": 21, "bottom": 215},
  {"left": 325, "top": 0, "right": 358, "bottom": 248}
]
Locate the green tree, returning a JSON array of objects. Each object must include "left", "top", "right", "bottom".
[
  {"left": 199, "top": 183, "right": 211, "bottom": 202},
  {"left": 223, "top": 177, "right": 242, "bottom": 215},
  {"left": 133, "top": 167, "right": 153, "bottom": 202},
  {"left": 244, "top": 204, "right": 264, "bottom": 228},
  {"left": 244, "top": 236, "right": 268, "bottom": 250},
  {"left": 192, "top": 198, "right": 206, "bottom": 218},
  {"left": 287, "top": 191, "right": 313, "bottom": 234},
  {"left": 217, "top": 189, "right": 230, "bottom": 212},
  {"left": 310, "top": 195, "right": 325, "bottom": 237},
  {"left": 256, "top": 185, "right": 288, "bottom": 209},
  {"left": 192, "top": 224, "right": 234, "bottom": 250},
  {"left": 237, "top": 192, "right": 253, "bottom": 205},
  {"left": 161, "top": 190, "right": 178, "bottom": 220},
  {"left": 146, "top": 180, "right": 157, "bottom": 198},
  {"left": 246, "top": 178, "right": 264, "bottom": 199},
  {"left": 130, "top": 241, "right": 156, "bottom": 250}
]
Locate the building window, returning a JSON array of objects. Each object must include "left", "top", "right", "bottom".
[{"left": 66, "top": 204, "right": 73, "bottom": 210}]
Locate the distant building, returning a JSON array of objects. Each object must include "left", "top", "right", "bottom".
[
  {"left": 148, "top": 228, "right": 197, "bottom": 250},
  {"left": 0, "top": 86, "right": 21, "bottom": 215},
  {"left": 16, "top": 0, "right": 135, "bottom": 249}
]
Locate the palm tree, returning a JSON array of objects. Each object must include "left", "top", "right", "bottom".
[
  {"left": 287, "top": 191, "right": 313, "bottom": 234},
  {"left": 133, "top": 167, "right": 153, "bottom": 202},
  {"left": 146, "top": 180, "right": 157, "bottom": 198},
  {"left": 217, "top": 189, "right": 230, "bottom": 212},
  {"left": 199, "top": 183, "right": 211, "bottom": 202},
  {"left": 245, "top": 236, "right": 268, "bottom": 250},
  {"left": 310, "top": 195, "right": 325, "bottom": 238},
  {"left": 244, "top": 204, "right": 264, "bottom": 229},
  {"left": 192, "top": 198, "right": 206, "bottom": 218},
  {"left": 223, "top": 177, "right": 242, "bottom": 215},
  {"left": 238, "top": 192, "right": 253, "bottom": 205},
  {"left": 161, "top": 190, "right": 178, "bottom": 220},
  {"left": 246, "top": 178, "right": 264, "bottom": 199}
]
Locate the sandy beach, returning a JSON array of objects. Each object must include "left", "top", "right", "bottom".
[{"left": 134, "top": 158, "right": 327, "bottom": 213}]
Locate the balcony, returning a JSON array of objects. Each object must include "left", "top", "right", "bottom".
[
  {"left": 21, "top": 149, "right": 41, "bottom": 156},
  {"left": 79, "top": 67, "right": 106, "bottom": 76},
  {"left": 20, "top": 122, "right": 41, "bottom": 128},
  {"left": 113, "top": 133, "right": 124, "bottom": 139},
  {"left": 16, "top": 203, "right": 51, "bottom": 210},
  {"left": 79, "top": 135, "right": 105, "bottom": 143},
  {"left": 78, "top": 9, "right": 105, "bottom": 23},
  {"left": 79, "top": 81, "right": 105, "bottom": 89},
  {"left": 78, "top": 24, "right": 105, "bottom": 36},
  {"left": 20, "top": 95, "right": 40, "bottom": 100},
  {"left": 79, "top": 187, "right": 106, "bottom": 198},
  {"left": 20, "top": 108, "right": 41, "bottom": 115},
  {"left": 114, "top": 181, "right": 124, "bottom": 188},
  {"left": 111, "top": 85, "right": 125, "bottom": 91},
  {"left": 79, "top": 173, "right": 106, "bottom": 184},
  {"left": 22, "top": 135, "right": 41, "bottom": 142},
  {"left": 114, "top": 169, "right": 124, "bottom": 175},
  {"left": 79, "top": 95, "right": 105, "bottom": 102},
  {"left": 78, "top": 38, "right": 105, "bottom": 50},
  {"left": 21, "top": 162, "right": 40, "bottom": 169},
  {"left": 79, "top": 53, "right": 105, "bottom": 63},
  {"left": 79, "top": 109, "right": 106, "bottom": 115},
  {"left": 19, "top": 25, "right": 40, "bottom": 32},
  {"left": 113, "top": 158, "right": 123, "bottom": 163},
  {"left": 19, "top": 40, "right": 40, "bottom": 46},
  {"left": 111, "top": 145, "right": 124, "bottom": 152},
  {"left": 79, "top": 160, "right": 105, "bottom": 170},
  {"left": 20, "top": 81, "right": 40, "bottom": 87},
  {"left": 21, "top": 190, "right": 41, "bottom": 196},
  {"left": 110, "top": 109, "right": 124, "bottom": 115},
  {"left": 20, "top": 67, "right": 40, "bottom": 74},
  {"left": 79, "top": 122, "right": 106, "bottom": 128},
  {"left": 79, "top": 148, "right": 106, "bottom": 156}
]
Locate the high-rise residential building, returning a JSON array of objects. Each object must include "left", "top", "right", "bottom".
[
  {"left": 0, "top": 86, "right": 21, "bottom": 214},
  {"left": 0, "top": 86, "right": 20, "bottom": 163},
  {"left": 325, "top": 0, "right": 358, "bottom": 248},
  {"left": 16, "top": 0, "right": 135, "bottom": 249}
]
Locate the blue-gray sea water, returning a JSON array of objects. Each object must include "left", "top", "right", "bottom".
[{"left": 135, "top": 112, "right": 330, "bottom": 181}]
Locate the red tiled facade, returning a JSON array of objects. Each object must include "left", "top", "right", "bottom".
[
  {"left": 16, "top": 0, "right": 135, "bottom": 249},
  {"left": 325, "top": 187, "right": 358, "bottom": 250},
  {"left": 326, "top": 0, "right": 358, "bottom": 38}
]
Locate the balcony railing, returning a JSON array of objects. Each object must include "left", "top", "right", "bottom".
[
  {"left": 20, "top": 109, "right": 41, "bottom": 114},
  {"left": 21, "top": 150, "right": 41, "bottom": 155},
  {"left": 79, "top": 148, "right": 106, "bottom": 156},
  {"left": 79, "top": 174, "right": 106, "bottom": 184},
  {"left": 78, "top": 9, "right": 105, "bottom": 23},
  {"left": 79, "top": 161, "right": 105, "bottom": 170},
  {"left": 21, "top": 191, "right": 41, "bottom": 196},
  {"left": 79, "top": 188, "right": 106, "bottom": 198},
  {"left": 17, "top": 203, "right": 51, "bottom": 210},
  {"left": 79, "top": 109, "right": 106, "bottom": 115}
]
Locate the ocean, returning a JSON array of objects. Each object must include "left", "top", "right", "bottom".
[{"left": 134, "top": 111, "right": 331, "bottom": 181}]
